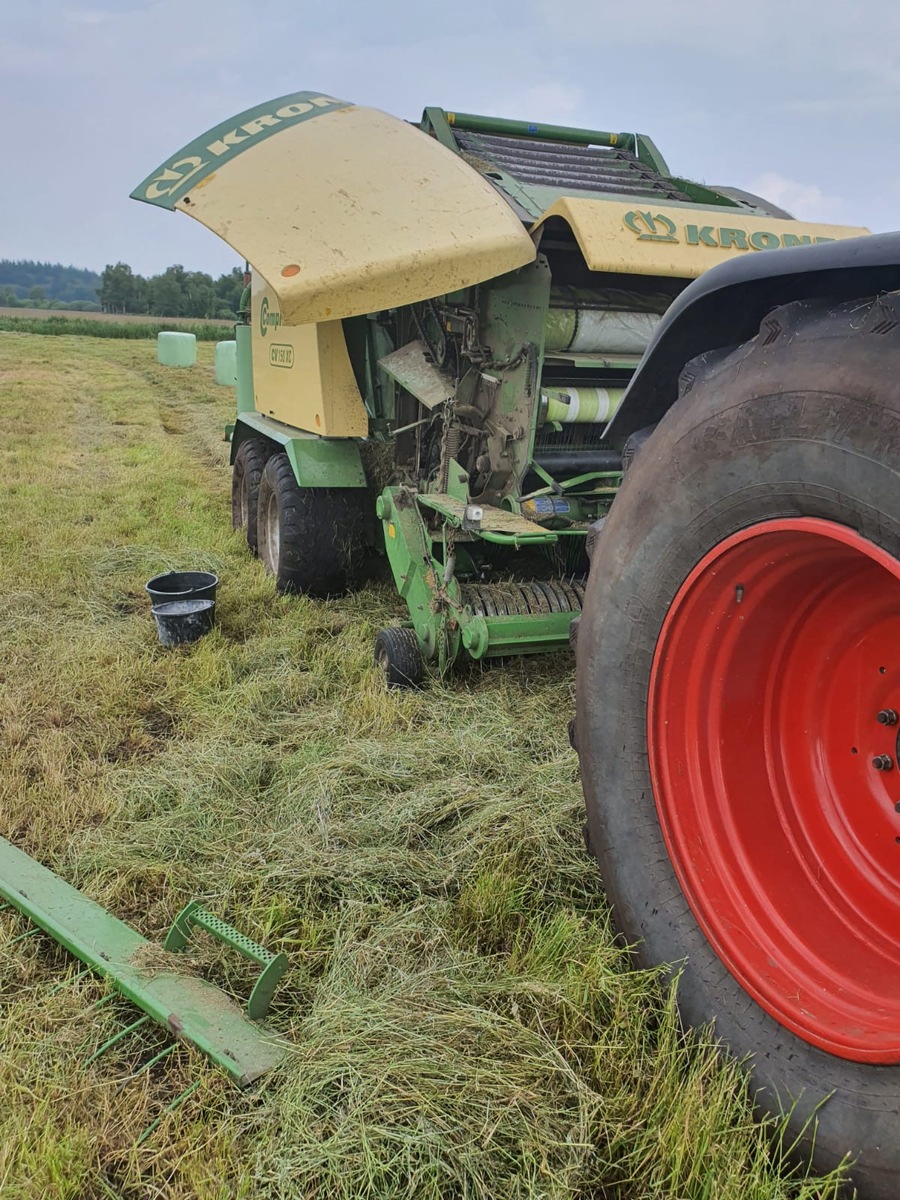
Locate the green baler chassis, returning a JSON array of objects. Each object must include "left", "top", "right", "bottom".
[{"left": 377, "top": 484, "right": 587, "bottom": 670}]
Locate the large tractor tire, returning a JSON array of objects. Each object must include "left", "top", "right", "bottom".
[
  {"left": 231, "top": 437, "right": 273, "bottom": 554},
  {"left": 576, "top": 294, "right": 900, "bottom": 1197},
  {"left": 256, "top": 452, "right": 368, "bottom": 597}
]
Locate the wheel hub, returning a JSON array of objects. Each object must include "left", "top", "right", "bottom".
[{"left": 648, "top": 517, "right": 900, "bottom": 1063}]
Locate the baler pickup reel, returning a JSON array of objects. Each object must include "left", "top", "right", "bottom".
[{"left": 0, "top": 835, "right": 287, "bottom": 1129}]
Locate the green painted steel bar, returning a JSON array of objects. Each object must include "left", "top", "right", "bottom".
[
  {"left": 478, "top": 530, "right": 558, "bottom": 546},
  {"left": 164, "top": 901, "right": 288, "bottom": 1020},
  {"left": 0, "top": 837, "right": 284, "bottom": 1086},
  {"left": 460, "top": 610, "right": 577, "bottom": 659},
  {"left": 235, "top": 324, "right": 254, "bottom": 416},
  {"left": 446, "top": 110, "right": 634, "bottom": 150},
  {"left": 415, "top": 493, "right": 558, "bottom": 546}
]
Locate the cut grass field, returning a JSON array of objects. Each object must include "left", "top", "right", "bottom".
[
  {"left": 0, "top": 307, "right": 233, "bottom": 324},
  {"left": 0, "top": 310, "right": 230, "bottom": 340},
  {"left": 0, "top": 331, "right": 846, "bottom": 1199}
]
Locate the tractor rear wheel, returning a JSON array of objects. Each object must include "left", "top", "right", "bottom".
[
  {"left": 576, "top": 294, "right": 900, "bottom": 1198},
  {"left": 231, "top": 437, "right": 273, "bottom": 555},
  {"left": 256, "top": 452, "right": 368, "bottom": 597}
]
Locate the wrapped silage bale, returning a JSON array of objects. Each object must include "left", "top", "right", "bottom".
[
  {"left": 214, "top": 339, "right": 237, "bottom": 385},
  {"left": 157, "top": 331, "right": 197, "bottom": 367}
]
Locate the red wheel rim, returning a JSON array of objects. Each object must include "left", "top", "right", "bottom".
[{"left": 649, "top": 517, "right": 900, "bottom": 1063}]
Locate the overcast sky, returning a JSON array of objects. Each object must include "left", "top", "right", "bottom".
[{"left": 3, "top": 0, "right": 898, "bottom": 278}]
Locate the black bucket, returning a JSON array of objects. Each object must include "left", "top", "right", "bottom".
[
  {"left": 152, "top": 599, "right": 215, "bottom": 647},
  {"left": 146, "top": 570, "right": 218, "bottom": 605}
]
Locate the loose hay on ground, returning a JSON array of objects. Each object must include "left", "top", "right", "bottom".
[{"left": 0, "top": 333, "right": 847, "bottom": 1199}]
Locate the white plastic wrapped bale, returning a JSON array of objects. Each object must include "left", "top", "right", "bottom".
[
  {"left": 157, "top": 331, "right": 197, "bottom": 367},
  {"left": 544, "top": 287, "right": 668, "bottom": 355},
  {"left": 544, "top": 309, "right": 661, "bottom": 355},
  {"left": 541, "top": 387, "right": 624, "bottom": 424},
  {"left": 214, "top": 339, "right": 237, "bottom": 385}
]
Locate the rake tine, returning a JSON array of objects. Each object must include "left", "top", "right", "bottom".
[
  {"left": 48, "top": 967, "right": 93, "bottom": 996},
  {"left": 5, "top": 926, "right": 41, "bottom": 947},
  {"left": 115, "top": 1043, "right": 178, "bottom": 1094},
  {"left": 136, "top": 1079, "right": 202, "bottom": 1147},
  {"left": 85, "top": 1014, "right": 151, "bottom": 1066},
  {"left": 87, "top": 993, "right": 118, "bottom": 1013}
]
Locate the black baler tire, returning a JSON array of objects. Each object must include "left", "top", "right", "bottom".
[
  {"left": 374, "top": 627, "right": 424, "bottom": 688},
  {"left": 231, "top": 437, "right": 273, "bottom": 555},
  {"left": 256, "top": 452, "right": 368, "bottom": 597},
  {"left": 576, "top": 294, "right": 900, "bottom": 1198}
]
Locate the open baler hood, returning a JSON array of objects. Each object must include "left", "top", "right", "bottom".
[{"left": 130, "top": 91, "right": 537, "bottom": 325}]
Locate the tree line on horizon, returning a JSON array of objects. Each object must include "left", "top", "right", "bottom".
[
  {"left": 0, "top": 259, "right": 244, "bottom": 320},
  {"left": 0, "top": 259, "right": 102, "bottom": 309}
]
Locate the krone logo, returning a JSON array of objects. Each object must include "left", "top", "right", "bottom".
[{"left": 624, "top": 210, "right": 678, "bottom": 243}]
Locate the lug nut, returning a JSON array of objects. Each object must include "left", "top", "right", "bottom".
[
  {"left": 877, "top": 709, "right": 899, "bottom": 725},
  {"left": 873, "top": 755, "right": 894, "bottom": 771}
]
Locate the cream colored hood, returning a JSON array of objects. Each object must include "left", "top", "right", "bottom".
[{"left": 131, "top": 91, "right": 537, "bottom": 324}]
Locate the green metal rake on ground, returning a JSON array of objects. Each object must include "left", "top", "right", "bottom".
[{"left": 0, "top": 835, "right": 288, "bottom": 1133}]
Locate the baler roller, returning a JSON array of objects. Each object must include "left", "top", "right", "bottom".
[{"left": 462, "top": 579, "right": 585, "bottom": 617}]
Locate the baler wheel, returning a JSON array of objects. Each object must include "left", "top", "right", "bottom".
[
  {"left": 374, "top": 627, "right": 424, "bottom": 688},
  {"left": 231, "top": 437, "right": 272, "bottom": 554},
  {"left": 256, "top": 453, "right": 368, "bottom": 597},
  {"left": 576, "top": 294, "right": 900, "bottom": 1197}
]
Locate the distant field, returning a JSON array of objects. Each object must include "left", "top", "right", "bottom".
[
  {"left": 0, "top": 309, "right": 231, "bottom": 341},
  {"left": 0, "top": 333, "right": 846, "bottom": 1199},
  {"left": 0, "top": 306, "right": 232, "bottom": 326}
]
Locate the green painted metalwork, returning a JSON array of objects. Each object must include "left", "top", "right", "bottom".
[
  {"left": 235, "top": 325, "right": 254, "bottom": 416},
  {"left": 444, "top": 111, "right": 633, "bottom": 151},
  {"left": 458, "top": 609, "right": 575, "bottom": 659},
  {"left": 377, "top": 487, "right": 461, "bottom": 669},
  {"left": 283, "top": 438, "right": 366, "bottom": 490},
  {"left": 421, "top": 106, "right": 458, "bottom": 151},
  {"left": 377, "top": 485, "right": 581, "bottom": 667},
  {"left": 164, "top": 901, "right": 288, "bottom": 1021},
  {"left": 633, "top": 134, "right": 670, "bottom": 176},
  {"left": 417, "top": 493, "right": 557, "bottom": 546},
  {"left": 231, "top": 413, "right": 367, "bottom": 488},
  {"left": 423, "top": 106, "right": 754, "bottom": 219},
  {"left": 0, "top": 836, "right": 285, "bottom": 1086},
  {"left": 665, "top": 175, "right": 744, "bottom": 209},
  {"left": 131, "top": 92, "right": 350, "bottom": 210}
]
